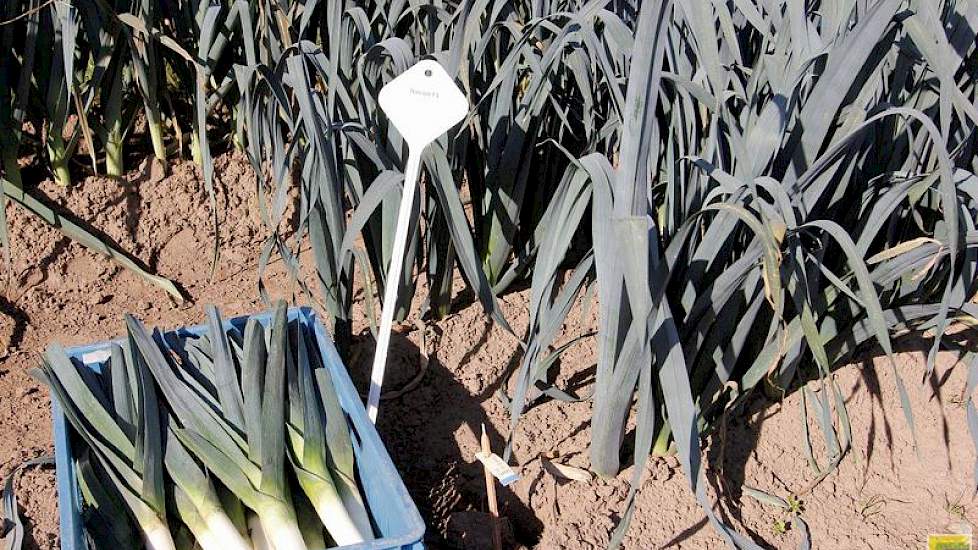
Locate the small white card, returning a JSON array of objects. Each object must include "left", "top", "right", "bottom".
[
  {"left": 378, "top": 60, "right": 468, "bottom": 150},
  {"left": 80, "top": 349, "right": 112, "bottom": 365},
  {"left": 475, "top": 451, "right": 520, "bottom": 486}
]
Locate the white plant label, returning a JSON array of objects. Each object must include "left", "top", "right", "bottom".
[
  {"left": 80, "top": 349, "right": 112, "bottom": 366},
  {"left": 377, "top": 60, "right": 469, "bottom": 150},
  {"left": 475, "top": 451, "right": 521, "bottom": 487},
  {"left": 366, "top": 60, "right": 468, "bottom": 423}
]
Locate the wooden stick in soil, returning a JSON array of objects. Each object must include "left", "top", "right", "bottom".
[{"left": 480, "top": 424, "right": 503, "bottom": 550}]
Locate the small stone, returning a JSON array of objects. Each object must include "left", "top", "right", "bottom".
[
  {"left": 89, "top": 293, "right": 112, "bottom": 306},
  {"left": 138, "top": 301, "right": 151, "bottom": 311},
  {"left": 140, "top": 157, "right": 166, "bottom": 183},
  {"left": 149, "top": 159, "right": 166, "bottom": 183}
]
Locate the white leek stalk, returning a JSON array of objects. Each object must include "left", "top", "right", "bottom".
[
  {"left": 253, "top": 497, "right": 307, "bottom": 550},
  {"left": 141, "top": 516, "right": 177, "bottom": 550},
  {"left": 173, "top": 485, "right": 254, "bottom": 550},
  {"left": 248, "top": 514, "right": 271, "bottom": 550},
  {"left": 197, "top": 495, "right": 255, "bottom": 550},
  {"left": 291, "top": 450, "right": 364, "bottom": 545},
  {"left": 289, "top": 331, "right": 368, "bottom": 545},
  {"left": 304, "top": 485, "right": 362, "bottom": 546},
  {"left": 165, "top": 430, "right": 253, "bottom": 550}
]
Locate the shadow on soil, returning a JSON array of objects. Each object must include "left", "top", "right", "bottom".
[
  {"left": 0, "top": 463, "right": 55, "bottom": 550},
  {"left": 347, "top": 329, "right": 543, "bottom": 549},
  {"left": 683, "top": 331, "right": 977, "bottom": 550},
  {"left": 0, "top": 294, "right": 30, "bottom": 352},
  {"left": 335, "top": 293, "right": 978, "bottom": 550}
]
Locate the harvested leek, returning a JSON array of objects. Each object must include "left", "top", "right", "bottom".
[
  {"left": 126, "top": 306, "right": 305, "bottom": 550},
  {"left": 37, "top": 303, "right": 374, "bottom": 550},
  {"left": 288, "top": 321, "right": 370, "bottom": 544},
  {"left": 35, "top": 345, "right": 176, "bottom": 550},
  {"left": 36, "top": 342, "right": 252, "bottom": 550}
]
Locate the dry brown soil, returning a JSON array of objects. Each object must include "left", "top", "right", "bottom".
[{"left": 0, "top": 153, "right": 975, "bottom": 549}]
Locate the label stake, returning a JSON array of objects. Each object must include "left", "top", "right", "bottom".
[
  {"left": 481, "top": 424, "right": 504, "bottom": 550},
  {"left": 367, "top": 60, "right": 468, "bottom": 423}
]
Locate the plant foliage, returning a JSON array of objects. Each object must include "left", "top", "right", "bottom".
[{"left": 6, "top": 0, "right": 978, "bottom": 547}]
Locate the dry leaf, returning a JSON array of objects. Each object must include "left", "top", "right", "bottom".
[{"left": 542, "top": 458, "right": 593, "bottom": 482}]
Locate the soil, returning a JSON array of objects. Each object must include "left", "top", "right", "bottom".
[{"left": 0, "top": 152, "right": 975, "bottom": 549}]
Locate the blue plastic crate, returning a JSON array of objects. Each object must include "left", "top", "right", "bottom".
[{"left": 52, "top": 306, "right": 425, "bottom": 550}]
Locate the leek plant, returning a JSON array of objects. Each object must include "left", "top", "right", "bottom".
[
  {"left": 38, "top": 302, "right": 377, "bottom": 549},
  {"left": 14, "top": 0, "right": 978, "bottom": 547},
  {"left": 128, "top": 0, "right": 167, "bottom": 164},
  {"left": 37, "top": 340, "right": 253, "bottom": 550},
  {"left": 288, "top": 321, "right": 371, "bottom": 544},
  {"left": 126, "top": 307, "right": 306, "bottom": 549},
  {"left": 102, "top": 49, "right": 128, "bottom": 178},
  {"left": 500, "top": 0, "right": 978, "bottom": 547},
  {"left": 75, "top": 449, "right": 141, "bottom": 549},
  {"left": 40, "top": 0, "right": 77, "bottom": 188},
  {"left": 36, "top": 345, "right": 175, "bottom": 550},
  {"left": 0, "top": 0, "right": 184, "bottom": 299}
]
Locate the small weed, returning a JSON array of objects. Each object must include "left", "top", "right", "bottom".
[
  {"left": 786, "top": 495, "right": 804, "bottom": 515},
  {"left": 945, "top": 494, "right": 968, "bottom": 521},
  {"left": 859, "top": 494, "right": 886, "bottom": 519},
  {"left": 948, "top": 391, "right": 967, "bottom": 408},
  {"left": 771, "top": 518, "right": 789, "bottom": 536}
]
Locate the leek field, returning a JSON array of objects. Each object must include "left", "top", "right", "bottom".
[{"left": 3, "top": 0, "right": 978, "bottom": 548}]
